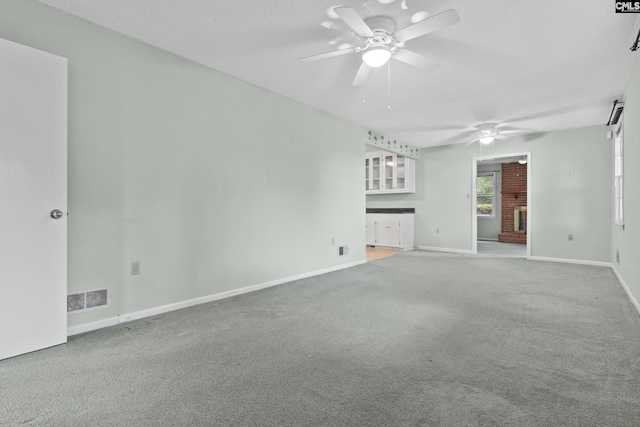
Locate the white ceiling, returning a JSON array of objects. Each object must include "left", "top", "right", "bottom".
[{"left": 39, "top": 0, "right": 640, "bottom": 148}]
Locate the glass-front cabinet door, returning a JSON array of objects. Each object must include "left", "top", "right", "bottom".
[
  {"left": 396, "top": 156, "right": 406, "bottom": 190},
  {"left": 365, "top": 158, "right": 370, "bottom": 190},
  {"left": 371, "top": 157, "right": 381, "bottom": 191},
  {"left": 384, "top": 154, "right": 394, "bottom": 190}
]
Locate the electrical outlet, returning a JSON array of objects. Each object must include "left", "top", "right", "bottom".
[
  {"left": 130, "top": 261, "right": 141, "bottom": 275},
  {"left": 331, "top": 237, "right": 335, "bottom": 245},
  {"left": 568, "top": 234, "right": 573, "bottom": 241},
  {"left": 616, "top": 250, "right": 620, "bottom": 265},
  {"left": 338, "top": 245, "right": 349, "bottom": 257}
]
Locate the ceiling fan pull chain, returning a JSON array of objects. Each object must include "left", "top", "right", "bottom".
[
  {"left": 387, "top": 60, "right": 392, "bottom": 110},
  {"left": 362, "top": 79, "right": 366, "bottom": 104}
]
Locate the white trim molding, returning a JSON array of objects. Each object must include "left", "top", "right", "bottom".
[
  {"left": 612, "top": 266, "right": 640, "bottom": 316},
  {"left": 472, "top": 152, "right": 532, "bottom": 258},
  {"left": 528, "top": 256, "right": 612, "bottom": 268},
  {"left": 418, "top": 246, "right": 474, "bottom": 255},
  {"left": 68, "top": 259, "right": 366, "bottom": 336},
  {"left": 67, "top": 317, "right": 120, "bottom": 336}
]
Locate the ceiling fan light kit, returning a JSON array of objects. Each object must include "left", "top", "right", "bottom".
[
  {"left": 362, "top": 45, "right": 392, "bottom": 67},
  {"left": 300, "top": 6, "right": 460, "bottom": 86},
  {"left": 457, "top": 122, "right": 532, "bottom": 146}
]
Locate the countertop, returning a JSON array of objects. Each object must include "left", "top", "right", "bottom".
[{"left": 366, "top": 208, "right": 415, "bottom": 214}]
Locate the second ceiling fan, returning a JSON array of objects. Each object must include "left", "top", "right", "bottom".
[
  {"left": 300, "top": 6, "right": 460, "bottom": 86},
  {"left": 462, "top": 123, "right": 532, "bottom": 145}
]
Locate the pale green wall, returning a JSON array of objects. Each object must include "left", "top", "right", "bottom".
[
  {"left": 0, "top": 0, "right": 366, "bottom": 326},
  {"left": 367, "top": 126, "right": 612, "bottom": 262},
  {"left": 612, "top": 55, "right": 640, "bottom": 307},
  {"left": 477, "top": 163, "right": 502, "bottom": 240}
]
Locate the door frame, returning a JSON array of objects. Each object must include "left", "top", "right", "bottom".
[{"left": 471, "top": 152, "right": 531, "bottom": 257}]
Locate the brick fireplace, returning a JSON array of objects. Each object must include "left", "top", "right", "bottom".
[{"left": 498, "top": 162, "right": 527, "bottom": 244}]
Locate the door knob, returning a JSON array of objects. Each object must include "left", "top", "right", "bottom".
[{"left": 50, "top": 209, "right": 64, "bottom": 219}]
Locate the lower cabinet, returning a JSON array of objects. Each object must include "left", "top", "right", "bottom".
[{"left": 365, "top": 214, "right": 414, "bottom": 251}]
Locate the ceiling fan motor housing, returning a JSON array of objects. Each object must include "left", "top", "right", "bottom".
[
  {"left": 478, "top": 123, "right": 498, "bottom": 137},
  {"left": 363, "top": 16, "right": 396, "bottom": 44}
]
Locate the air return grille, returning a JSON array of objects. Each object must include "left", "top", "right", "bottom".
[
  {"left": 338, "top": 245, "right": 349, "bottom": 257},
  {"left": 67, "top": 288, "right": 109, "bottom": 314}
]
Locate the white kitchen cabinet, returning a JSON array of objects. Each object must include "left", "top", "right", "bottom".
[
  {"left": 366, "top": 214, "right": 377, "bottom": 246},
  {"left": 365, "top": 156, "right": 382, "bottom": 191},
  {"left": 365, "top": 151, "right": 415, "bottom": 194},
  {"left": 365, "top": 213, "right": 414, "bottom": 251}
]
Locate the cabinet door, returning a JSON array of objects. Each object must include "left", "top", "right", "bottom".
[
  {"left": 365, "top": 215, "right": 377, "bottom": 245},
  {"left": 396, "top": 156, "right": 406, "bottom": 190},
  {"left": 365, "top": 158, "right": 370, "bottom": 190},
  {"left": 377, "top": 217, "right": 401, "bottom": 248},
  {"left": 384, "top": 154, "right": 394, "bottom": 191},
  {"left": 371, "top": 157, "right": 381, "bottom": 191}
]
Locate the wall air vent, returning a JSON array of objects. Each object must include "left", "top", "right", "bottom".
[
  {"left": 67, "top": 288, "right": 110, "bottom": 314},
  {"left": 607, "top": 100, "right": 624, "bottom": 126},
  {"left": 338, "top": 245, "right": 349, "bottom": 257}
]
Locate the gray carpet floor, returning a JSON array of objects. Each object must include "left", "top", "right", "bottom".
[{"left": 2, "top": 251, "right": 640, "bottom": 426}]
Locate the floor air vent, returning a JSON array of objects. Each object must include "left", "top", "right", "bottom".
[{"left": 67, "top": 289, "right": 109, "bottom": 314}]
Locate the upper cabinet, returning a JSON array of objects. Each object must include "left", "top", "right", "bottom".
[{"left": 365, "top": 151, "right": 415, "bottom": 194}]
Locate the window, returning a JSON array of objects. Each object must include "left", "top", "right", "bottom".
[
  {"left": 614, "top": 118, "right": 624, "bottom": 226},
  {"left": 477, "top": 172, "right": 495, "bottom": 217}
]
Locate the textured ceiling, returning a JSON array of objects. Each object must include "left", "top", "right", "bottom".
[{"left": 39, "top": 0, "right": 640, "bottom": 148}]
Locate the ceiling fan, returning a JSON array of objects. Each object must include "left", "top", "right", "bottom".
[
  {"left": 463, "top": 123, "right": 532, "bottom": 145},
  {"left": 299, "top": 7, "right": 460, "bottom": 86}
]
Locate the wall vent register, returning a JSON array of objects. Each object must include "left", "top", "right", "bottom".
[
  {"left": 338, "top": 245, "right": 349, "bottom": 257},
  {"left": 67, "top": 288, "right": 110, "bottom": 314}
]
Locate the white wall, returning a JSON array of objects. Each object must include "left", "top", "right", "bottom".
[
  {"left": 367, "top": 126, "right": 612, "bottom": 263},
  {"left": 0, "top": 0, "right": 366, "bottom": 328},
  {"left": 611, "top": 54, "right": 640, "bottom": 311}
]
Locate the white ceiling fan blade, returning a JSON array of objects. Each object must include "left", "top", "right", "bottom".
[
  {"left": 393, "top": 9, "right": 460, "bottom": 42},
  {"left": 438, "top": 129, "right": 477, "bottom": 145},
  {"left": 333, "top": 7, "right": 374, "bottom": 38},
  {"left": 352, "top": 62, "right": 372, "bottom": 86},
  {"left": 499, "top": 128, "right": 532, "bottom": 135},
  {"left": 500, "top": 130, "right": 528, "bottom": 135},
  {"left": 392, "top": 49, "right": 440, "bottom": 71},
  {"left": 494, "top": 124, "right": 518, "bottom": 131},
  {"left": 464, "top": 136, "right": 480, "bottom": 146},
  {"left": 299, "top": 47, "right": 357, "bottom": 62}
]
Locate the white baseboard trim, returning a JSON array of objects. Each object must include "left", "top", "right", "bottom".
[
  {"left": 611, "top": 266, "right": 640, "bottom": 316},
  {"left": 528, "top": 256, "right": 612, "bottom": 268},
  {"left": 67, "top": 317, "right": 120, "bottom": 336},
  {"left": 477, "top": 238, "right": 499, "bottom": 242},
  {"left": 370, "top": 245, "right": 413, "bottom": 252},
  {"left": 68, "top": 259, "right": 366, "bottom": 336},
  {"left": 417, "top": 246, "right": 474, "bottom": 255}
]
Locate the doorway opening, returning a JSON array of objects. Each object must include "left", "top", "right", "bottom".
[{"left": 472, "top": 153, "right": 531, "bottom": 258}]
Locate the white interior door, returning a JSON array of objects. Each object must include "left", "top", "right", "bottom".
[{"left": 0, "top": 38, "right": 68, "bottom": 360}]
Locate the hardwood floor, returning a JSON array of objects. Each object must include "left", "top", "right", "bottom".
[{"left": 365, "top": 247, "right": 400, "bottom": 261}]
